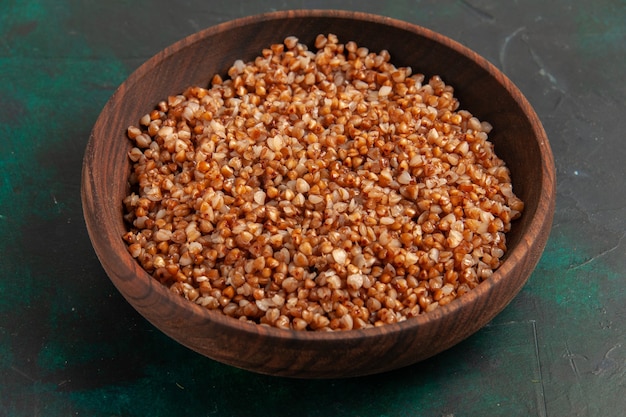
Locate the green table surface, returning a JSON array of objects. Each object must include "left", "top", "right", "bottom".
[{"left": 2, "top": 1, "right": 625, "bottom": 416}]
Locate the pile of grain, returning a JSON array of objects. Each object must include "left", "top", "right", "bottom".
[{"left": 122, "top": 34, "right": 523, "bottom": 331}]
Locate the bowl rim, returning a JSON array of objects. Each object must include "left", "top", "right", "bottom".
[{"left": 83, "top": 9, "right": 556, "bottom": 345}]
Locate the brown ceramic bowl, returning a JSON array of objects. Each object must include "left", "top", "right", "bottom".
[{"left": 82, "top": 10, "right": 555, "bottom": 378}]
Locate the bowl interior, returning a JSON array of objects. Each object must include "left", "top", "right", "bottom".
[{"left": 82, "top": 10, "right": 554, "bottom": 378}]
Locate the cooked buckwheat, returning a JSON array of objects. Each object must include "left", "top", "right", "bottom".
[{"left": 122, "top": 34, "right": 524, "bottom": 331}]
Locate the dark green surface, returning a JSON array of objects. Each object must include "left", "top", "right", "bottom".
[{"left": 1, "top": 1, "right": 625, "bottom": 416}]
